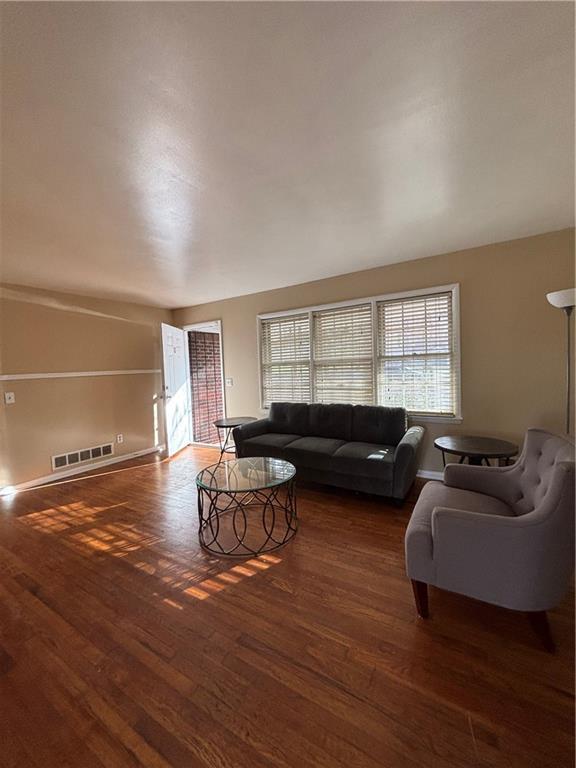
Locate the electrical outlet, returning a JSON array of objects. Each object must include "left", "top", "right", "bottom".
[
  {"left": 4, "top": 392, "right": 15, "bottom": 405},
  {"left": 225, "top": 377, "right": 233, "bottom": 387},
  {"left": 116, "top": 434, "right": 124, "bottom": 444}
]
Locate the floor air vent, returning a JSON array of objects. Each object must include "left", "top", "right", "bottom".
[{"left": 51, "top": 442, "right": 114, "bottom": 472}]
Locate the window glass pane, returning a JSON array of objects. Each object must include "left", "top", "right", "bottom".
[
  {"left": 313, "top": 304, "right": 372, "bottom": 360},
  {"left": 312, "top": 304, "right": 373, "bottom": 405},
  {"left": 314, "top": 360, "right": 374, "bottom": 404},
  {"left": 260, "top": 314, "right": 310, "bottom": 406},
  {"left": 377, "top": 292, "right": 456, "bottom": 415},
  {"left": 261, "top": 314, "right": 310, "bottom": 363},
  {"left": 378, "top": 355, "right": 454, "bottom": 414},
  {"left": 378, "top": 293, "right": 452, "bottom": 357},
  {"left": 261, "top": 363, "right": 311, "bottom": 405}
]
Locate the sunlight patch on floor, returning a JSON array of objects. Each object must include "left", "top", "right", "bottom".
[
  {"left": 18, "top": 500, "right": 127, "bottom": 533},
  {"left": 68, "top": 522, "right": 164, "bottom": 557},
  {"left": 16, "top": 492, "right": 284, "bottom": 605},
  {"left": 180, "top": 553, "right": 282, "bottom": 602}
]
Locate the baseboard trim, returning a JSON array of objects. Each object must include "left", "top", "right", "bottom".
[
  {"left": 3, "top": 451, "right": 442, "bottom": 495},
  {"left": 1, "top": 446, "right": 166, "bottom": 495},
  {"left": 417, "top": 469, "right": 444, "bottom": 481}
]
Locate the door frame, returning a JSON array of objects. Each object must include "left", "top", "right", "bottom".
[{"left": 183, "top": 320, "right": 227, "bottom": 445}]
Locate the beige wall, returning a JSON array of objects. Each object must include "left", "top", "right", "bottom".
[
  {"left": 2, "top": 229, "right": 573, "bottom": 487},
  {"left": 0, "top": 285, "right": 171, "bottom": 487},
  {"left": 173, "top": 229, "right": 575, "bottom": 473}
]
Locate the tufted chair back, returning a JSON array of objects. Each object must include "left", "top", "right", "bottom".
[{"left": 506, "top": 429, "right": 574, "bottom": 516}]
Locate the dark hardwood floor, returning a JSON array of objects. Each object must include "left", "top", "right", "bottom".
[{"left": 0, "top": 446, "right": 573, "bottom": 768}]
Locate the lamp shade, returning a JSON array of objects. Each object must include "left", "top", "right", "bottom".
[{"left": 546, "top": 288, "right": 576, "bottom": 309}]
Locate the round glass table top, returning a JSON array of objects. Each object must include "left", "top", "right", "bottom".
[{"left": 196, "top": 457, "right": 296, "bottom": 493}]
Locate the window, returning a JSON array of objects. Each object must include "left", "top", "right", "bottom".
[
  {"left": 376, "top": 292, "right": 458, "bottom": 416},
  {"left": 259, "top": 285, "right": 460, "bottom": 419},
  {"left": 260, "top": 314, "right": 311, "bottom": 407},
  {"left": 312, "top": 304, "right": 373, "bottom": 404}
]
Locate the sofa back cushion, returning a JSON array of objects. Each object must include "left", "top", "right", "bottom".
[
  {"left": 351, "top": 405, "right": 407, "bottom": 446},
  {"left": 269, "top": 402, "right": 407, "bottom": 444},
  {"left": 269, "top": 402, "right": 309, "bottom": 435},
  {"left": 308, "top": 403, "right": 353, "bottom": 441}
]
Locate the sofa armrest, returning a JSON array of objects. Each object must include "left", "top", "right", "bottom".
[
  {"left": 392, "top": 426, "right": 425, "bottom": 500},
  {"left": 443, "top": 463, "right": 515, "bottom": 504},
  {"left": 233, "top": 418, "right": 270, "bottom": 457}
]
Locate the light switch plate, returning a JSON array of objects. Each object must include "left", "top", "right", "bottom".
[
  {"left": 225, "top": 377, "right": 233, "bottom": 387},
  {"left": 4, "top": 392, "right": 15, "bottom": 405}
]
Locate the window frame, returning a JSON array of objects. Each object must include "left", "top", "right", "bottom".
[{"left": 257, "top": 283, "right": 462, "bottom": 422}]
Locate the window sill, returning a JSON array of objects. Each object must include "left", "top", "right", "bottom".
[{"left": 409, "top": 414, "right": 463, "bottom": 425}]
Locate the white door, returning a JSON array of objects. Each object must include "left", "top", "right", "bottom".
[{"left": 161, "top": 323, "right": 192, "bottom": 457}]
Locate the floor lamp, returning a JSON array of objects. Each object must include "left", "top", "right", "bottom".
[{"left": 546, "top": 288, "right": 575, "bottom": 435}]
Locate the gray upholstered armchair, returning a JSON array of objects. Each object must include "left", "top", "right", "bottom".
[{"left": 405, "top": 429, "right": 575, "bottom": 650}]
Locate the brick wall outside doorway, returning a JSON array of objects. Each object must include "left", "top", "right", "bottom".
[{"left": 188, "top": 331, "right": 224, "bottom": 444}]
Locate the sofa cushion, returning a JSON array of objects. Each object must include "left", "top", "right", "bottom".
[
  {"left": 240, "top": 433, "right": 300, "bottom": 459},
  {"left": 351, "top": 405, "right": 407, "bottom": 446},
  {"left": 284, "top": 436, "right": 346, "bottom": 471},
  {"left": 269, "top": 403, "right": 310, "bottom": 435},
  {"left": 242, "top": 433, "right": 301, "bottom": 450},
  {"left": 332, "top": 442, "right": 394, "bottom": 480},
  {"left": 308, "top": 403, "right": 353, "bottom": 441}
]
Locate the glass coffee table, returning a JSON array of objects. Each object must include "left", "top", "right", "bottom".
[{"left": 195, "top": 457, "right": 298, "bottom": 558}]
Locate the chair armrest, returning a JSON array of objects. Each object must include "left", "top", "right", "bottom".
[
  {"left": 443, "top": 463, "right": 515, "bottom": 503},
  {"left": 232, "top": 418, "right": 270, "bottom": 457},
  {"left": 392, "top": 426, "right": 425, "bottom": 500},
  {"left": 432, "top": 505, "right": 520, "bottom": 537},
  {"left": 430, "top": 506, "right": 560, "bottom": 610}
]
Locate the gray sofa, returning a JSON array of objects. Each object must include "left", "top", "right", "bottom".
[{"left": 233, "top": 402, "right": 425, "bottom": 501}]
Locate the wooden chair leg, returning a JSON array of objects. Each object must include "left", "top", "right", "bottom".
[
  {"left": 528, "top": 611, "right": 556, "bottom": 653},
  {"left": 411, "top": 580, "right": 429, "bottom": 619}
]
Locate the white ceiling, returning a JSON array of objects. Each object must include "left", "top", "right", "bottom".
[{"left": 1, "top": 2, "right": 574, "bottom": 309}]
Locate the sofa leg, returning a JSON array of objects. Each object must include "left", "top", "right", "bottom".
[
  {"left": 528, "top": 611, "right": 556, "bottom": 653},
  {"left": 411, "top": 580, "right": 429, "bottom": 619}
]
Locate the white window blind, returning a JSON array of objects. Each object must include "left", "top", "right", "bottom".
[
  {"left": 312, "top": 304, "right": 373, "bottom": 405},
  {"left": 376, "top": 292, "right": 457, "bottom": 416},
  {"left": 260, "top": 314, "right": 311, "bottom": 407},
  {"left": 259, "top": 285, "right": 460, "bottom": 418}
]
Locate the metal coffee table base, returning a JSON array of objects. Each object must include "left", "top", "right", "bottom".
[{"left": 197, "top": 480, "right": 298, "bottom": 558}]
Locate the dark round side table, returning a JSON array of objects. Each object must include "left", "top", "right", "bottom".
[
  {"left": 214, "top": 416, "right": 256, "bottom": 461},
  {"left": 434, "top": 435, "right": 519, "bottom": 467}
]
